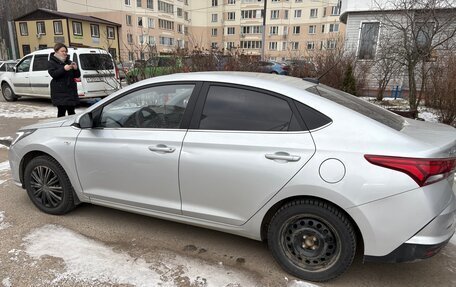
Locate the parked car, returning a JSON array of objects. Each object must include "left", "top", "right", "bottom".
[
  {"left": 116, "top": 62, "right": 133, "bottom": 80},
  {"left": 126, "top": 56, "right": 181, "bottom": 84},
  {"left": 0, "top": 48, "right": 120, "bottom": 102},
  {"left": 286, "top": 59, "right": 317, "bottom": 77},
  {"left": 0, "top": 60, "right": 18, "bottom": 76},
  {"left": 258, "top": 61, "right": 289, "bottom": 75},
  {"left": 8, "top": 72, "right": 456, "bottom": 282}
]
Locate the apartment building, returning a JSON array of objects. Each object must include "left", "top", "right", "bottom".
[
  {"left": 7, "top": 0, "right": 342, "bottom": 61},
  {"left": 189, "top": 0, "right": 343, "bottom": 61},
  {"left": 55, "top": 0, "right": 188, "bottom": 61}
]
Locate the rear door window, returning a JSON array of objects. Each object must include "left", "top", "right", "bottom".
[
  {"left": 198, "top": 85, "right": 300, "bottom": 131},
  {"left": 79, "top": 54, "right": 114, "bottom": 70},
  {"left": 32, "top": 54, "right": 49, "bottom": 71}
]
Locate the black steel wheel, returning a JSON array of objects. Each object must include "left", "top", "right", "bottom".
[
  {"left": 24, "top": 156, "right": 76, "bottom": 215},
  {"left": 1, "top": 83, "right": 18, "bottom": 102},
  {"left": 268, "top": 199, "right": 356, "bottom": 282}
]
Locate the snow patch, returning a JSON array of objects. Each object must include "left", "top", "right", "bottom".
[
  {"left": 0, "top": 102, "right": 85, "bottom": 119},
  {"left": 1, "top": 277, "right": 11, "bottom": 287},
  {"left": 0, "top": 211, "right": 11, "bottom": 230},
  {"left": 23, "top": 225, "right": 257, "bottom": 287},
  {"left": 0, "top": 161, "right": 10, "bottom": 172}
]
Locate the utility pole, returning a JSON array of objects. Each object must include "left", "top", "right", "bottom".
[{"left": 261, "top": 0, "right": 267, "bottom": 61}]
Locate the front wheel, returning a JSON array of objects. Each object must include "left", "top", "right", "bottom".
[
  {"left": 24, "top": 156, "right": 76, "bottom": 215},
  {"left": 1, "top": 83, "right": 18, "bottom": 102},
  {"left": 268, "top": 199, "right": 356, "bottom": 282}
]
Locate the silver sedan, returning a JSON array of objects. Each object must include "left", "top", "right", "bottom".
[{"left": 8, "top": 72, "right": 456, "bottom": 282}]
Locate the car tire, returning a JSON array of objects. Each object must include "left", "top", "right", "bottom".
[
  {"left": 1, "top": 83, "right": 18, "bottom": 102},
  {"left": 24, "top": 156, "right": 76, "bottom": 215},
  {"left": 268, "top": 199, "right": 356, "bottom": 282}
]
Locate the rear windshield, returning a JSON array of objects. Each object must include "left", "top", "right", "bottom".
[
  {"left": 79, "top": 54, "right": 114, "bottom": 70},
  {"left": 306, "top": 85, "right": 405, "bottom": 131}
]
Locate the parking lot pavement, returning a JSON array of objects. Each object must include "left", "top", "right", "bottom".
[{"left": 0, "top": 98, "right": 455, "bottom": 287}]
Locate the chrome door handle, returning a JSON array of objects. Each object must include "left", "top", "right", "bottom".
[
  {"left": 265, "top": 152, "right": 301, "bottom": 162},
  {"left": 148, "top": 144, "right": 175, "bottom": 153}
]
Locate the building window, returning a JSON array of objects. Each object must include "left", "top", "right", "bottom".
[
  {"left": 22, "top": 45, "right": 31, "bottom": 55},
  {"left": 36, "top": 21, "right": 46, "bottom": 35},
  {"left": 241, "top": 25, "right": 263, "bottom": 34},
  {"left": 310, "top": 8, "right": 318, "bottom": 18},
  {"left": 178, "top": 24, "right": 183, "bottom": 33},
  {"left": 226, "top": 41, "right": 235, "bottom": 49},
  {"left": 147, "top": 0, "right": 153, "bottom": 9},
  {"left": 211, "top": 42, "right": 218, "bottom": 49},
  {"left": 149, "top": 36, "right": 156, "bottom": 45},
  {"left": 308, "top": 25, "right": 316, "bottom": 34},
  {"left": 228, "top": 0, "right": 236, "bottom": 4},
  {"left": 227, "top": 27, "right": 235, "bottom": 35},
  {"left": 358, "top": 22, "right": 379, "bottom": 60},
  {"left": 241, "top": 10, "right": 263, "bottom": 19},
  {"left": 19, "top": 22, "right": 28, "bottom": 36},
  {"left": 212, "top": 0, "right": 218, "bottom": 7},
  {"left": 138, "top": 35, "right": 144, "bottom": 44},
  {"left": 148, "top": 18, "right": 155, "bottom": 28},
  {"left": 331, "top": 6, "right": 340, "bottom": 16},
  {"left": 159, "top": 36, "right": 174, "bottom": 46},
  {"left": 291, "top": 42, "right": 299, "bottom": 50},
  {"left": 212, "top": 13, "right": 218, "bottom": 22},
  {"left": 327, "top": 39, "right": 337, "bottom": 49},
  {"left": 72, "top": 21, "right": 82, "bottom": 36},
  {"left": 53, "top": 21, "right": 63, "bottom": 35},
  {"left": 294, "top": 10, "right": 301, "bottom": 18},
  {"left": 90, "top": 24, "right": 100, "bottom": 38},
  {"left": 177, "top": 8, "right": 183, "bottom": 17},
  {"left": 107, "top": 26, "right": 115, "bottom": 39},
  {"left": 125, "top": 0, "right": 131, "bottom": 6},
  {"left": 293, "top": 26, "right": 301, "bottom": 34},
  {"left": 127, "top": 33, "right": 133, "bottom": 44},
  {"left": 269, "top": 42, "right": 277, "bottom": 50},
  {"left": 128, "top": 52, "right": 134, "bottom": 61},
  {"left": 282, "top": 41, "right": 287, "bottom": 50},
  {"left": 159, "top": 19, "right": 174, "bottom": 30},
  {"left": 271, "top": 10, "right": 279, "bottom": 19},
  {"left": 329, "top": 23, "right": 339, "bottom": 32},
  {"left": 227, "top": 12, "right": 236, "bottom": 21},
  {"left": 211, "top": 28, "right": 218, "bottom": 36},
  {"left": 240, "top": 40, "right": 262, "bottom": 49},
  {"left": 307, "top": 41, "right": 315, "bottom": 50},
  {"left": 284, "top": 10, "right": 289, "bottom": 20},
  {"left": 138, "top": 16, "right": 143, "bottom": 27},
  {"left": 137, "top": 0, "right": 141, "bottom": 7},
  {"left": 269, "top": 26, "right": 278, "bottom": 35},
  {"left": 158, "top": 0, "right": 174, "bottom": 14},
  {"left": 321, "top": 24, "right": 325, "bottom": 33},
  {"left": 283, "top": 26, "right": 288, "bottom": 35},
  {"left": 126, "top": 15, "right": 132, "bottom": 25}
]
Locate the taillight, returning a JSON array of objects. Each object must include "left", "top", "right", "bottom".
[
  {"left": 74, "top": 78, "right": 81, "bottom": 82},
  {"left": 115, "top": 66, "right": 119, "bottom": 79},
  {"left": 365, "top": 155, "right": 456, "bottom": 187}
]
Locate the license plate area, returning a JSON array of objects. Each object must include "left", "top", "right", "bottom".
[{"left": 86, "top": 77, "right": 104, "bottom": 83}]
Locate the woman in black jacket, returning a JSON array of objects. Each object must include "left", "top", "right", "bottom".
[{"left": 48, "top": 43, "right": 81, "bottom": 117}]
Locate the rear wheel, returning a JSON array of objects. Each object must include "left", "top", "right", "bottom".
[
  {"left": 24, "top": 156, "right": 76, "bottom": 215},
  {"left": 1, "top": 83, "right": 17, "bottom": 102},
  {"left": 268, "top": 199, "right": 356, "bottom": 282}
]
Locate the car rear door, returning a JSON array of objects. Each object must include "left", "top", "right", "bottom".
[
  {"left": 11, "top": 56, "right": 32, "bottom": 95},
  {"left": 75, "top": 83, "right": 200, "bottom": 214},
  {"left": 179, "top": 83, "right": 316, "bottom": 225},
  {"left": 30, "top": 54, "right": 51, "bottom": 96}
]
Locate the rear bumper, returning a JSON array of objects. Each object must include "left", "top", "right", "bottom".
[
  {"left": 364, "top": 196, "right": 456, "bottom": 263},
  {"left": 364, "top": 238, "right": 451, "bottom": 263}
]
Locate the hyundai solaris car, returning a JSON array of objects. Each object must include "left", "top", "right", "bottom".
[{"left": 8, "top": 72, "right": 456, "bottom": 282}]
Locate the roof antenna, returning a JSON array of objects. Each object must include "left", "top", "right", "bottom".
[{"left": 303, "top": 50, "right": 344, "bottom": 85}]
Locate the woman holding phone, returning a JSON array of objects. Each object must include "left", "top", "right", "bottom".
[{"left": 48, "top": 43, "right": 81, "bottom": 117}]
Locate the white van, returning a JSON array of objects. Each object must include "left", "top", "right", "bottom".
[{"left": 0, "top": 48, "right": 120, "bottom": 102}]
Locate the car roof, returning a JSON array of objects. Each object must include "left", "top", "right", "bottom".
[{"left": 27, "top": 48, "right": 109, "bottom": 56}]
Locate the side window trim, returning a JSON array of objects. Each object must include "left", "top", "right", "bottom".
[
  {"left": 189, "top": 82, "right": 308, "bottom": 132},
  {"left": 91, "top": 81, "right": 203, "bottom": 129}
]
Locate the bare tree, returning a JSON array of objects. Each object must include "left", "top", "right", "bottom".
[{"left": 374, "top": 0, "right": 456, "bottom": 110}]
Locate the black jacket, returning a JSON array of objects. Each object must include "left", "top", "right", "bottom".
[{"left": 48, "top": 53, "right": 81, "bottom": 106}]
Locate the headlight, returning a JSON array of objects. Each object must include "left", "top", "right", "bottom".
[{"left": 11, "top": 129, "right": 36, "bottom": 146}]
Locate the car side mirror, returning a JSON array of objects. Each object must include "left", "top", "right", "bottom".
[
  {"left": 78, "top": 113, "right": 94, "bottom": 129},
  {"left": 12, "top": 66, "right": 16, "bottom": 72}
]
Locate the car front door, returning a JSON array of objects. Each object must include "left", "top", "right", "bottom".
[
  {"left": 75, "top": 83, "right": 199, "bottom": 213},
  {"left": 11, "top": 56, "right": 32, "bottom": 95},
  {"left": 179, "top": 83, "right": 316, "bottom": 225},
  {"left": 30, "top": 54, "right": 51, "bottom": 96}
]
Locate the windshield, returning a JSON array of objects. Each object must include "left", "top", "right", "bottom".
[
  {"left": 79, "top": 54, "right": 114, "bottom": 70},
  {"left": 307, "top": 85, "right": 405, "bottom": 131}
]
